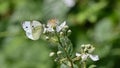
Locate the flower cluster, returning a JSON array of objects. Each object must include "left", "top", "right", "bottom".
[
  {"left": 75, "top": 44, "right": 99, "bottom": 62},
  {"left": 43, "top": 19, "right": 68, "bottom": 33},
  {"left": 42, "top": 19, "right": 72, "bottom": 45}
]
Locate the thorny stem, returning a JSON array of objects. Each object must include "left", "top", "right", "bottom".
[{"left": 55, "top": 31, "right": 74, "bottom": 68}]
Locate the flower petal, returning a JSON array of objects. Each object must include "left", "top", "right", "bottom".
[
  {"left": 56, "top": 21, "right": 66, "bottom": 32},
  {"left": 81, "top": 54, "right": 89, "bottom": 61},
  {"left": 76, "top": 53, "right": 81, "bottom": 57},
  {"left": 47, "top": 27, "right": 54, "bottom": 32},
  {"left": 89, "top": 54, "right": 99, "bottom": 61},
  {"left": 43, "top": 27, "right": 54, "bottom": 33}
]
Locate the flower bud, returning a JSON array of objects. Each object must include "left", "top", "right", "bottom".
[
  {"left": 81, "top": 44, "right": 85, "bottom": 49},
  {"left": 49, "top": 52, "right": 55, "bottom": 57},
  {"left": 64, "top": 25, "right": 69, "bottom": 29},
  {"left": 88, "top": 47, "right": 95, "bottom": 53},
  {"left": 54, "top": 58, "right": 58, "bottom": 62},
  {"left": 67, "top": 30, "right": 72, "bottom": 36},
  {"left": 88, "top": 45, "right": 95, "bottom": 53},
  {"left": 60, "top": 32, "right": 64, "bottom": 36},
  {"left": 86, "top": 44, "right": 91, "bottom": 48},
  {"left": 45, "top": 36, "right": 49, "bottom": 40},
  {"left": 57, "top": 51, "right": 62, "bottom": 55}
]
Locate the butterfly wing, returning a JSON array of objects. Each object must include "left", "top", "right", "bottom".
[
  {"left": 31, "top": 20, "right": 43, "bottom": 40},
  {"left": 22, "top": 21, "right": 34, "bottom": 40},
  {"left": 22, "top": 21, "right": 31, "bottom": 32}
]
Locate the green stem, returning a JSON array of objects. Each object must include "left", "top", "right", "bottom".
[
  {"left": 81, "top": 61, "right": 86, "bottom": 68},
  {"left": 55, "top": 32, "right": 73, "bottom": 68}
]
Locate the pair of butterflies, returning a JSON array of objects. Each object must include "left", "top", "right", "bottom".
[{"left": 22, "top": 20, "right": 43, "bottom": 40}]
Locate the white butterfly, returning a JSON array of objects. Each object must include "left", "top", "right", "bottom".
[{"left": 22, "top": 20, "right": 43, "bottom": 40}]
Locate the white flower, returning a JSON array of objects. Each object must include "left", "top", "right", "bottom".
[
  {"left": 75, "top": 53, "right": 99, "bottom": 61},
  {"left": 56, "top": 21, "right": 66, "bottom": 32},
  {"left": 43, "top": 20, "right": 67, "bottom": 34},
  {"left": 43, "top": 24, "right": 54, "bottom": 34}
]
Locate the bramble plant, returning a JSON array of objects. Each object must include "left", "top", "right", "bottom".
[{"left": 22, "top": 19, "right": 99, "bottom": 68}]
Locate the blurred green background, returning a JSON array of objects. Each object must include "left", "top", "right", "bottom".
[{"left": 0, "top": 0, "right": 120, "bottom": 68}]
